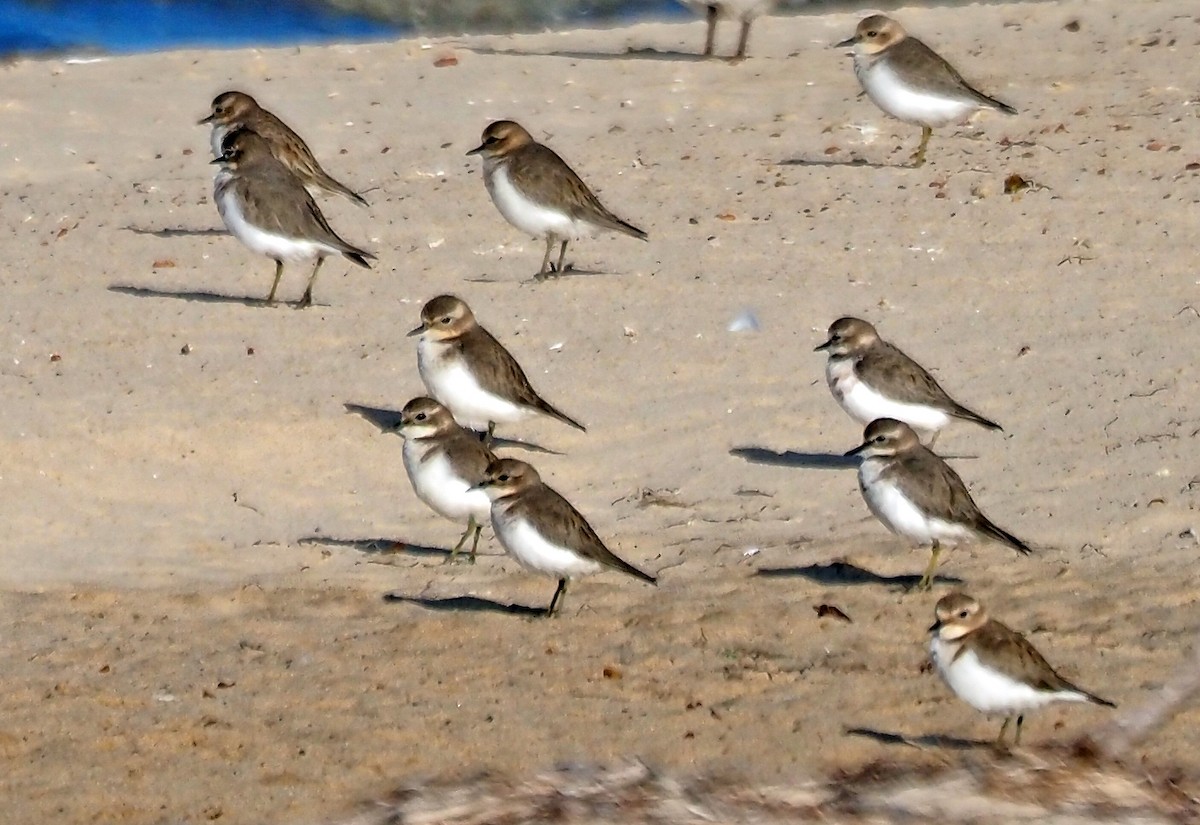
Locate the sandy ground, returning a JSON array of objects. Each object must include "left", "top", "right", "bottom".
[{"left": 1, "top": 1, "right": 1198, "bottom": 822}]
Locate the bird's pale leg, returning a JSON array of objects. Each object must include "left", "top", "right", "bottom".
[
  {"left": 734, "top": 18, "right": 751, "bottom": 60},
  {"left": 915, "top": 540, "right": 942, "bottom": 591},
  {"left": 266, "top": 259, "right": 285, "bottom": 304},
  {"left": 1014, "top": 715, "right": 1025, "bottom": 746},
  {"left": 555, "top": 240, "right": 568, "bottom": 274},
  {"left": 926, "top": 429, "right": 940, "bottom": 449},
  {"left": 536, "top": 237, "right": 554, "bottom": 280},
  {"left": 468, "top": 519, "right": 483, "bottom": 561},
  {"left": 485, "top": 421, "right": 496, "bottom": 447},
  {"left": 703, "top": 5, "right": 717, "bottom": 56},
  {"left": 546, "top": 578, "right": 568, "bottom": 617},
  {"left": 911, "top": 125, "right": 933, "bottom": 167},
  {"left": 996, "top": 716, "right": 1012, "bottom": 745},
  {"left": 447, "top": 515, "right": 478, "bottom": 565},
  {"left": 297, "top": 256, "right": 325, "bottom": 308}
]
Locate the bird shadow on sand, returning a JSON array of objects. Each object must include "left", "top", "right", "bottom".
[
  {"left": 108, "top": 284, "right": 303, "bottom": 308},
  {"left": 731, "top": 446, "right": 860, "bottom": 470},
  {"left": 122, "top": 225, "right": 228, "bottom": 238},
  {"left": 343, "top": 404, "right": 404, "bottom": 432},
  {"left": 732, "top": 446, "right": 978, "bottom": 468},
  {"left": 383, "top": 592, "right": 547, "bottom": 617},
  {"left": 463, "top": 45, "right": 712, "bottom": 63},
  {"left": 297, "top": 535, "right": 452, "bottom": 560},
  {"left": 491, "top": 435, "right": 564, "bottom": 455},
  {"left": 464, "top": 267, "right": 612, "bottom": 284},
  {"left": 343, "top": 403, "right": 563, "bottom": 455},
  {"left": 778, "top": 156, "right": 897, "bottom": 169},
  {"left": 845, "top": 726, "right": 990, "bottom": 752},
  {"left": 756, "top": 561, "right": 965, "bottom": 590}
]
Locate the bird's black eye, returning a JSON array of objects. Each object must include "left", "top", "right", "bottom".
[
  {"left": 959, "top": 610, "right": 969, "bottom": 619},
  {"left": 874, "top": 435, "right": 886, "bottom": 443},
  {"left": 867, "top": 30, "right": 878, "bottom": 37},
  {"left": 440, "top": 316, "right": 451, "bottom": 324},
  {"left": 415, "top": 413, "right": 427, "bottom": 421},
  {"left": 498, "top": 474, "right": 510, "bottom": 482},
  {"left": 485, "top": 135, "right": 498, "bottom": 144}
]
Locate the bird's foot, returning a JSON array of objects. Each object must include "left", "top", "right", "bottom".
[{"left": 906, "top": 576, "right": 934, "bottom": 593}]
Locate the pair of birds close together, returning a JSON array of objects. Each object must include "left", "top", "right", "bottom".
[
  {"left": 816, "top": 316, "right": 1028, "bottom": 592},
  {"left": 198, "top": 14, "right": 1017, "bottom": 304}
]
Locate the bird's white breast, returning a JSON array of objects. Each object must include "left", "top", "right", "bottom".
[
  {"left": 856, "top": 60, "right": 979, "bottom": 127},
  {"left": 401, "top": 443, "right": 491, "bottom": 522},
  {"left": 416, "top": 339, "right": 529, "bottom": 432},
  {"left": 215, "top": 181, "right": 333, "bottom": 262},
  {"left": 484, "top": 161, "right": 585, "bottom": 241},
  {"left": 492, "top": 516, "right": 604, "bottom": 579},
  {"left": 827, "top": 358, "right": 951, "bottom": 437},
  {"left": 858, "top": 458, "right": 973, "bottom": 546},
  {"left": 930, "top": 638, "right": 1085, "bottom": 715},
  {"left": 209, "top": 124, "right": 228, "bottom": 159}
]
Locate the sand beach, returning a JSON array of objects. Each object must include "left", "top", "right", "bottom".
[{"left": 0, "top": 0, "right": 1198, "bottom": 821}]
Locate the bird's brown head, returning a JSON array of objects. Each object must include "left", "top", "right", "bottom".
[
  {"left": 211, "top": 127, "right": 272, "bottom": 167},
  {"left": 836, "top": 15, "right": 906, "bottom": 53},
  {"left": 408, "top": 295, "right": 477, "bottom": 340},
  {"left": 475, "top": 458, "right": 540, "bottom": 499},
  {"left": 397, "top": 397, "right": 457, "bottom": 439},
  {"left": 929, "top": 591, "right": 988, "bottom": 639},
  {"left": 815, "top": 316, "right": 879, "bottom": 355},
  {"left": 199, "top": 90, "right": 259, "bottom": 126},
  {"left": 845, "top": 418, "right": 921, "bottom": 459},
  {"left": 466, "top": 120, "right": 535, "bottom": 158}
]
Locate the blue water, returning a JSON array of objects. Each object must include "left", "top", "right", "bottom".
[{"left": 0, "top": 0, "right": 403, "bottom": 56}]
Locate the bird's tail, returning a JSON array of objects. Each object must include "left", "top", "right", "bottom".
[
  {"left": 977, "top": 518, "right": 1031, "bottom": 555},
  {"left": 1060, "top": 678, "right": 1117, "bottom": 708},
  {"left": 612, "top": 556, "right": 657, "bottom": 585},
  {"left": 343, "top": 248, "right": 375, "bottom": 269},
  {"left": 319, "top": 173, "right": 369, "bottom": 208},
  {"left": 953, "top": 403, "right": 1003, "bottom": 432},
  {"left": 537, "top": 399, "right": 587, "bottom": 433},
  {"left": 593, "top": 209, "right": 648, "bottom": 241},
  {"left": 980, "top": 91, "right": 1018, "bottom": 116}
]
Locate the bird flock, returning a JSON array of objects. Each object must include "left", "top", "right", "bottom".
[{"left": 194, "top": 10, "right": 1117, "bottom": 746}]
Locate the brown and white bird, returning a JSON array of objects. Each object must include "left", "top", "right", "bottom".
[
  {"left": 467, "top": 120, "right": 647, "bottom": 279},
  {"left": 200, "top": 90, "right": 368, "bottom": 206},
  {"left": 347, "top": 398, "right": 495, "bottom": 563},
  {"left": 845, "top": 418, "right": 1030, "bottom": 590},
  {"left": 816, "top": 317, "right": 1002, "bottom": 446},
  {"left": 676, "top": 0, "right": 775, "bottom": 59},
  {"left": 929, "top": 592, "right": 1116, "bottom": 745},
  {"left": 212, "top": 128, "right": 373, "bottom": 307},
  {"left": 836, "top": 15, "right": 1017, "bottom": 166},
  {"left": 408, "top": 295, "right": 585, "bottom": 439},
  {"left": 474, "top": 458, "right": 656, "bottom": 616}
]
